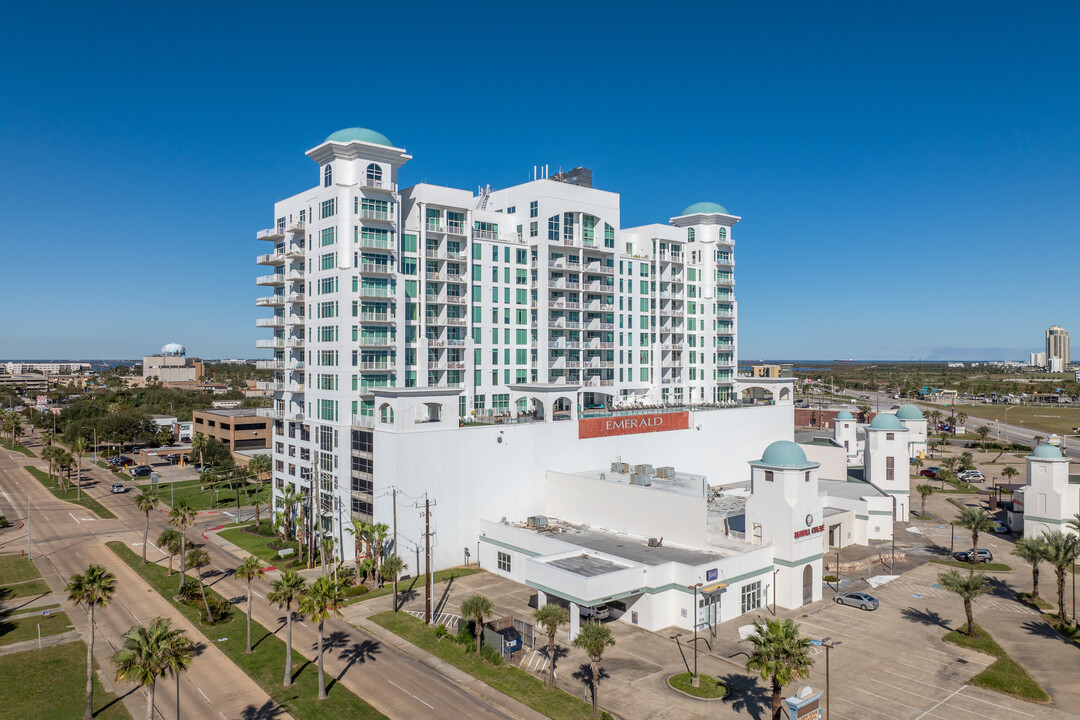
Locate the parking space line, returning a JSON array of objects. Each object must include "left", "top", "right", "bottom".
[
  {"left": 947, "top": 690, "right": 1036, "bottom": 717},
  {"left": 870, "top": 676, "right": 951, "bottom": 700},
  {"left": 914, "top": 686, "right": 966, "bottom": 720},
  {"left": 880, "top": 667, "right": 953, "bottom": 692},
  {"left": 854, "top": 686, "right": 921, "bottom": 711},
  {"left": 835, "top": 697, "right": 906, "bottom": 720}
]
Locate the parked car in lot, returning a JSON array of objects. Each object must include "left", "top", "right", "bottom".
[
  {"left": 991, "top": 522, "right": 1010, "bottom": 534},
  {"left": 130, "top": 465, "right": 152, "bottom": 477},
  {"left": 110, "top": 483, "right": 126, "bottom": 494},
  {"left": 957, "top": 470, "right": 984, "bottom": 482},
  {"left": 919, "top": 467, "right": 940, "bottom": 478},
  {"left": 954, "top": 548, "right": 994, "bottom": 563},
  {"left": 835, "top": 592, "right": 879, "bottom": 611},
  {"left": 579, "top": 603, "right": 611, "bottom": 620}
]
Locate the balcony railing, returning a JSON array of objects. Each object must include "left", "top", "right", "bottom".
[
  {"left": 361, "top": 209, "right": 392, "bottom": 221},
  {"left": 359, "top": 263, "right": 391, "bottom": 275},
  {"left": 256, "top": 274, "right": 285, "bottom": 286},
  {"left": 256, "top": 252, "right": 285, "bottom": 265},
  {"left": 360, "top": 178, "right": 397, "bottom": 191},
  {"left": 358, "top": 237, "right": 395, "bottom": 251},
  {"left": 360, "top": 312, "right": 394, "bottom": 323},
  {"left": 257, "top": 227, "right": 286, "bottom": 241},
  {"left": 256, "top": 317, "right": 284, "bottom": 327},
  {"left": 473, "top": 229, "right": 498, "bottom": 241}
]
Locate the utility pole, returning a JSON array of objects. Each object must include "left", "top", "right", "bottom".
[
  {"left": 424, "top": 496, "right": 432, "bottom": 625},
  {"left": 392, "top": 487, "right": 398, "bottom": 558}
]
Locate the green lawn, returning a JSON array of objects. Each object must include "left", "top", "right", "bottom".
[
  {"left": 139, "top": 478, "right": 272, "bottom": 512},
  {"left": 953, "top": 404, "right": 1080, "bottom": 437},
  {"left": 0, "top": 554, "right": 42, "bottom": 585},
  {"left": 347, "top": 567, "right": 479, "bottom": 605},
  {"left": 0, "top": 610, "right": 72, "bottom": 645},
  {"left": 0, "top": 438, "right": 36, "bottom": 457},
  {"left": 23, "top": 466, "right": 116, "bottom": 519},
  {"left": 94, "top": 461, "right": 132, "bottom": 481},
  {"left": 1, "top": 578, "right": 53, "bottom": 600},
  {"left": 668, "top": 672, "right": 727, "bottom": 698},
  {"left": 943, "top": 623, "right": 1049, "bottom": 702},
  {"left": 0, "top": 641, "right": 131, "bottom": 719},
  {"left": 1041, "top": 614, "right": 1080, "bottom": 648},
  {"left": 218, "top": 525, "right": 301, "bottom": 565},
  {"left": 370, "top": 610, "right": 595, "bottom": 720},
  {"left": 931, "top": 559, "right": 1013, "bottom": 572},
  {"left": 106, "top": 541, "right": 385, "bottom": 719}
]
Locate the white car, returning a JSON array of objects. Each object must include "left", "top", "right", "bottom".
[
  {"left": 958, "top": 471, "right": 985, "bottom": 482},
  {"left": 579, "top": 603, "right": 610, "bottom": 620},
  {"left": 110, "top": 483, "right": 127, "bottom": 494}
]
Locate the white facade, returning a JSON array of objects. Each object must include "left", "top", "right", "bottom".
[
  {"left": 1021, "top": 445, "right": 1077, "bottom": 540},
  {"left": 3, "top": 362, "right": 89, "bottom": 375},
  {"left": 863, "top": 414, "right": 910, "bottom": 522},
  {"left": 832, "top": 412, "right": 861, "bottom": 464},
  {"left": 256, "top": 128, "right": 746, "bottom": 561}
]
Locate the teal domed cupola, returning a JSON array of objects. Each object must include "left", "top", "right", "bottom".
[
  {"left": 896, "top": 405, "right": 924, "bottom": 421},
  {"left": 1030, "top": 443, "right": 1063, "bottom": 459},
  {"left": 752, "top": 440, "right": 817, "bottom": 469},
  {"left": 324, "top": 127, "right": 394, "bottom": 147},
  {"left": 868, "top": 413, "right": 904, "bottom": 431},
  {"left": 680, "top": 201, "right": 729, "bottom": 216}
]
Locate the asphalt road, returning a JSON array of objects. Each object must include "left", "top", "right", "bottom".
[{"left": 1, "top": 432, "right": 515, "bottom": 720}]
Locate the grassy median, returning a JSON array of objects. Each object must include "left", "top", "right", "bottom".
[
  {"left": 0, "top": 641, "right": 131, "bottom": 719},
  {"left": 943, "top": 623, "right": 1049, "bottom": 702},
  {"left": 24, "top": 466, "right": 116, "bottom": 519},
  {"left": 0, "top": 438, "right": 36, "bottom": 457},
  {"left": 106, "top": 541, "right": 385, "bottom": 720},
  {"left": 0, "top": 610, "right": 73, "bottom": 645},
  {"left": 370, "top": 610, "right": 595, "bottom": 720}
]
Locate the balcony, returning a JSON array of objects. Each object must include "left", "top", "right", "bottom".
[
  {"left": 257, "top": 252, "right": 285, "bottom": 265},
  {"left": 256, "top": 274, "right": 285, "bottom": 286},
  {"left": 447, "top": 317, "right": 466, "bottom": 326},
  {"left": 286, "top": 220, "right": 306, "bottom": 234},
  {"left": 361, "top": 209, "right": 393, "bottom": 222},
  {"left": 426, "top": 223, "right": 445, "bottom": 234},
  {"left": 447, "top": 224, "right": 466, "bottom": 236},
  {"left": 358, "top": 237, "right": 395, "bottom": 251},
  {"left": 473, "top": 229, "right": 497, "bottom": 241},
  {"left": 357, "top": 337, "right": 392, "bottom": 348},
  {"left": 717, "top": 254, "right": 734, "bottom": 267},
  {"left": 285, "top": 269, "right": 305, "bottom": 283},
  {"left": 256, "top": 338, "right": 285, "bottom": 349},
  {"left": 256, "top": 317, "right": 284, "bottom": 328},
  {"left": 446, "top": 296, "right": 466, "bottom": 305},
  {"left": 360, "top": 312, "right": 395, "bottom": 323},
  {"left": 257, "top": 227, "right": 286, "bottom": 241},
  {"left": 549, "top": 300, "right": 580, "bottom": 310},
  {"left": 284, "top": 313, "right": 304, "bottom": 325},
  {"left": 357, "top": 288, "right": 393, "bottom": 300},
  {"left": 360, "top": 178, "right": 397, "bottom": 191},
  {"left": 284, "top": 243, "right": 305, "bottom": 259},
  {"left": 256, "top": 295, "right": 285, "bottom": 307},
  {"left": 359, "top": 362, "right": 392, "bottom": 372},
  {"left": 255, "top": 360, "right": 283, "bottom": 370},
  {"left": 286, "top": 292, "right": 305, "bottom": 304},
  {"left": 359, "top": 263, "right": 391, "bottom": 275}
]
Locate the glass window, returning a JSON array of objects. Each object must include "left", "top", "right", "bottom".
[
  {"left": 741, "top": 581, "right": 762, "bottom": 614},
  {"left": 323, "top": 164, "right": 332, "bottom": 187},
  {"left": 497, "top": 552, "right": 511, "bottom": 572}
]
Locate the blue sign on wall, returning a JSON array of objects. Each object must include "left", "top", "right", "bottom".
[{"left": 706, "top": 568, "right": 718, "bottom": 582}]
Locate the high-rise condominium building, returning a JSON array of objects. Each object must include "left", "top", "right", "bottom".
[
  {"left": 1046, "top": 325, "right": 1070, "bottom": 369},
  {"left": 255, "top": 127, "right": 741, "bottom": 560}
]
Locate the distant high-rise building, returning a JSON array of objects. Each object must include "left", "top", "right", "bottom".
[{"left": 1046, "top": 325, "right": 1070, "bottom": 368}]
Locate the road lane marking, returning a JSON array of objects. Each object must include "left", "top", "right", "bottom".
[
  {"left": 146, "top": 541, "right": 167, "bottom": 556},
  {"left": 69, "top": 513, "right": 80, "bottom": 524},
  {"left": 947, "top": 690, "right": 1035, "bottom": 716},
  {"left": 253, "top": 591, "right": 264, "bottom": 599},
  {"left": 854, "top": 687, "right": 919, "bottom": 710},
  {"left": 386, "top": 679, "right": 435, "bottom": 709},
  {"left": 836, "top": 697, "right": 904, "bottom": 720},
  {"left": 914, "top": 685, "right": 967, "bottom": 720}
]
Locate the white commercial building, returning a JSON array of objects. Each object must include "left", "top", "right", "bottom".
[
  {"left": 3, "top": 362, "right": 90, "bottom": 375},
  {"left": 1017, "top": 444, "right": 1078, "bottom": 539},
  {"left": 256, "top": 127, "right": 749, "bottom": 558}
]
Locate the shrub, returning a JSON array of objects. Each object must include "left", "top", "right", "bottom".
[
  {"left": 343, "top": 584, "right": 369, "bottom": 598},
  {"left": 456, "top": 620, "right": 475, "bottom": 646},
  {"left": 823, "top": 575, "right": 839, "bottom": 583},
  {"left": 251, "top": 520, "right": 276, "bottom": 537},
  {"left": 0, "top": 516, "right": 8, "bottom": 528},
  {"left": 435, "top": 624, "right": 448, "bottom": 640},
  {"left": 480, "top": 645, "right": 503, "bottom": 665}
]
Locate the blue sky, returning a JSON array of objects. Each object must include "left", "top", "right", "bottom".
[{"left": 2, "top": 1, "right": 1078, "bottom": 361}]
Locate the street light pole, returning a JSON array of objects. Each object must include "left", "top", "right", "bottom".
[
  {"left": 688, "top": 582, "right": 702, "bottom": 687},
  {"left": 822, "top": 637, "right": 841, "bottom": 720}
]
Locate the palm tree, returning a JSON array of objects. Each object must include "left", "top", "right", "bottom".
[
  {"left": 573, "top": 621, "right": 616, "bottom": 718},
  {"left": 1041, "top": 531, "right": 1080, "bottom": 622},
  {"left": 911, "top": 457, "right": 924, "bottom": 478},
  {"left": 940, "top": 457, "right": 957, "bottom": 487},
  {"left": 72, "top": 436, "right": 89, "bottom": 500},
  {"left": 1001, "top": 466, "right": 1019, "bottom": 484},
  {"left": 298, "top": 575, "right": 345, "bottom": 699},
  {"left": 955, "top": 507, "right": 997, "bottom": 567},
  {"left": 937, "top": 569, "right": 988, "bottom": 637},
  {"left": 43, "top": 444, "right": 60, "bottom": 483},
  {"left": 461, "top": 593, "right": 494, "bottom": 656},
  {"left": 67, "top": 564, "right": 118, "bottom": 720},
  {"left": 157, "top": 529, "right": 182, "bottom": 575},
  {"left": 246, "top": 454, "right": 271, "bottom": 524},
  {"left": 745, "top": 617, "right": 815, "bottom": 720},
  {"left": 371, "top": 522, "right": 390, "bottom": 582},
  {"left": 268, "top": 569, "right": 307, "bottom": 687},
  {"left": 113, "top": 618, "right": 194, "bottom": 720},
  {"left": 280, "top": 486, "right": 302, "bottom": 540},
  {"left": 235, "top": 556, "right": 266, "bottom": 653},
  {"left": 185, "top": 547, "right": 213, "bottom": 620},
  {"left": 381, "top": 554, "right": 407, "bottom": 612},
  {"left": 535, "top": 603, "right": 570, "bottom": 688},
  {"left": 916, "top": 484, "right": 934, "bottom": 517},
  {"left": 168, "top": 502, "right": 197, "bottom": 592},
  {"left": 1014, "top": 536, "right": 1048, "bottom": 600},
  {"left": 347, "top": 519, "right": 373, "bottom": 585},
  {"left": 191, "top": 432, "right": 208, "bottom": 469},
  {"left": 56, "top": 450, "right": 74, "bottom": 491},
  {"left": 959, "top": 451, "right": 975, "bottom": 471},
  {"left": 956, "top": 411, "right": 968, "bottom": 431},
  {"left": 928, "top": 440, "right": 939, "bottom": 459},
  {"left": 134, "top": 491, "right": 160, "bottom": 565},
  {"left": 857, "top": 404, "right": 871, "bottom": 423},
  {"left": 975, "top": 425, "right": 991, "bottom": 452}
]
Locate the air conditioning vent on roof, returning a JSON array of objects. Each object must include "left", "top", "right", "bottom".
[
  {"left": 633, "top": 464, "right": 654, "bottom": 475},
  {"left": 527, "top": 515, "right": 549, "bottom": 528},
  {"left": 610, "top": 462, "right": 629, "bottom": 474},
  {"left": 656, "top": 466, "right": 675, "bottom": 478},
  {"left": 630, "top": 474, "right": 652, "bottom": 486}
]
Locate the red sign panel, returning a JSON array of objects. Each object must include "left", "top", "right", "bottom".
[{"left": 578, "top": 411, "right": 690, "bottom": 439}]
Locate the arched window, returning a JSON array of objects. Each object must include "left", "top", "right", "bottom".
[
  {"left": 718, "top": 227, "right": 727, "bottom": 241},
  {"left": 687, "top": 228, "right": 695, "bottom": 242},
  {"left": 379, "top": 403, "right": 394, "bottom": 423},
  {"left": 323, "top": 164, "right": 332, "bottom": 187},
  {"left": 366, "top": 163, "right": 382, "bottom": 186}
]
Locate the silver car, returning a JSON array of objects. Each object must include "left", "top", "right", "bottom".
[{"left": 835, "top": 592, "right": 878, "bottom": 611}]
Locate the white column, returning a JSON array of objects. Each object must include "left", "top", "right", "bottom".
[
  {"left": 536, "top": 590, "right": 547, "bottom": 608},
  {"left": 569, "top": 602, "right": 580, "bottom": 641}
]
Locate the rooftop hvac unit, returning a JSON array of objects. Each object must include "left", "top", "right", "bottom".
[
  {"left": 648, "top": 537, "right": 664, "bottom": 547},
  {"left": 630, "top": 474, "right": 652, "bottom": 486},
  {"left": 633, "top": 464, "right": 655, "bottom": 475},
  {"left": 527, "top": 515, "right": 549, "bottom": 528},
  {"left": 610, "top": 461, "right": 629, "bottom": 474},
  {"left": 656, "top": 466, "right": 675, "bottom": 478}
]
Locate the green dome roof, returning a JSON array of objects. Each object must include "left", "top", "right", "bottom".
[
  {"left": 324, "top": 127, "right": 393, "bottom": 147},
  {"left": 680, "top": 201, "right": 729, "bottom": 216},
  {"left": 757, "top": 441, "right": 810, "bottom": 468},
  {"left": 835, "top": 411, "right": 854, "bottom": 420},
  {"left": 896, "top": 405, "right": 924, "bottom": 420},
  {"left": 869, "top": 413, "right": 905, "bottom": 430},
  {"left": 1031, "top": 443, "right": 1063, "bottom": 459}
]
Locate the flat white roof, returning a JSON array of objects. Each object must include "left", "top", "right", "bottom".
[{"left": 571, "top": 468, "right": 707, "bottom": 498}]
